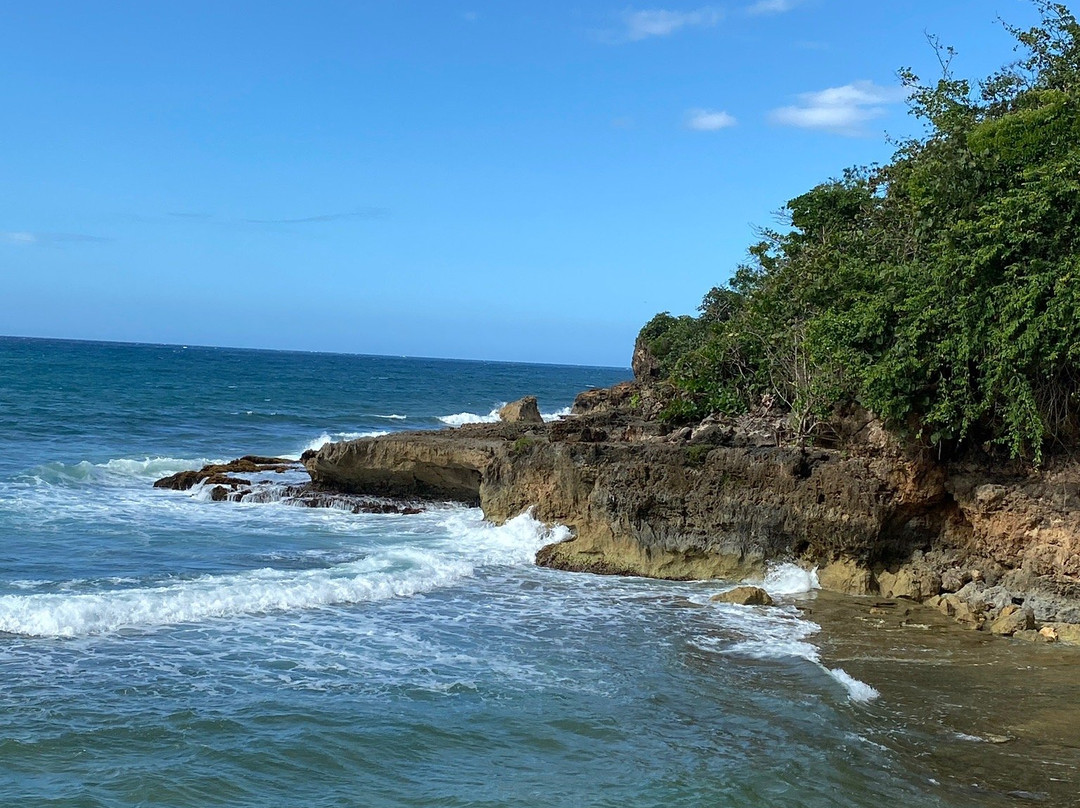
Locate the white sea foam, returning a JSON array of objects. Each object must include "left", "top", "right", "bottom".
[
  {"left": 826, "top": 667, "right": 881, "bottom": 703},
  {"left": 21, "top": 456, "right": 220, "bottom": 486},
  {"left": 373, "top": 414, "right": 407, "bottom": 420},
  {"left": 287, "top": 431, "right": 391, "bottom": 459},
  {"left": 761, "top": 562, "right": 820, "bottom": 596},
  {"left": 954, "top": 733, "right": 985, "bottom": 743},
  {"left": 438, "top": 404, "right": 572, "bottom": 427},
  {"left": 438, "top": 407, "right": 503, "bottom": 426},
  {"left": 541, "top": 406, "right": 572, "bottom": 422},
  {"left": 0, "top": 510, "right": 562, "bottom": 638},
  {"left": 703, "top": 601, "right": 879, "bottom": 703}
]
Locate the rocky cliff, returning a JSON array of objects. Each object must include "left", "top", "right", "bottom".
[{"left": 303, "top": 389, "right": 1080, "bottom": 634}]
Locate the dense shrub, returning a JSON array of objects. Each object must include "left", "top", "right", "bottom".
[{"left": 641, "top": 2, "right": 1080, "bottom": 461}]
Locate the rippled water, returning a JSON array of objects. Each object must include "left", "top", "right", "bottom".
[{"left": 0, "top": 337, "right": 1069, "bottom": 807}]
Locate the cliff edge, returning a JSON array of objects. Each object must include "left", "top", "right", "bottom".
[{"left": 303, "top": 388, "right": 1080, "bottom": 635}]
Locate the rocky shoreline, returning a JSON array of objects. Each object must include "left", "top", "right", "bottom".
[{"left": 157, "top": 389, "right": 1080, "bottom": 646}]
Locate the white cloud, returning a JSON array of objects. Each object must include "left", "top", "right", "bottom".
[
  {"left": 621, "top": 7, "right": 722, "bottom": 41},
  {"left": 1, "top": 230, "right": 110, "bottom": 245},
  {"left": 747, "top": 0, "right": 801, "bottom": 14},
  {"left": 769, "top": 80, "right": 907, "bottom": 135},
  {"left": 685, "top": 108, "right": 737, "bottom": 131}
]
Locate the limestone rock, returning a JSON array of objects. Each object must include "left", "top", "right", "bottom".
[
  {"left": 818, "top": 559, "right": 875, "bottom": 596},
  {"left": 1039, "top": 626, "right": 1059, "bottom": 642},
  {"left": 1043, "top": 622, "right": 1080, "bottom": 646},
  {"left": 987, "top": 605, "right": 1035, "bottom": 636},
  {"left": 940, "top": 568, "right": 972, "bottom": 593},
  {"left": 631, "top": 335, "right": 662, "bottom": 381},
  {"left": 876, "top": 565, "right": 942, "bottom": 601},
  {"left": 711, "top": 586, "right": 775, "bottom": 606},
  {"left": 932, "top": 593, "right": 986, "bottom": 626},
  {"left": 499, "top": 396, "right": 544, "bottom": 425},
  {"left": 154, "top": 456, "right": 292, "bottom": 491}
]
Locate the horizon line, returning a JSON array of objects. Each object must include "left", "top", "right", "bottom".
[{"left": 0, "top": 333, "right": 633, "bottom": 373}]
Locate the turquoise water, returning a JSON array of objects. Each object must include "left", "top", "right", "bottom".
[{"left": 0, "top": 337, "right": 1019, "bottom": 807}]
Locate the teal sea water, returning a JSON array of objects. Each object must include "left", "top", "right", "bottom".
[{"left": 0, "top": 337, "right": 1032, "bottom": 807}]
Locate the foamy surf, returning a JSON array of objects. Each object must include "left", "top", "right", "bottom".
[
  {"left": 438, "top": 407, "right": 503, "bottom": 426},
  {"left": 761, "top": 562, "right": 820, "bottom": 596},
  {"left": 0, "top": 510, "right": 564, "bottom": 638},
  {"left": 698, "top": 578, "right": 878, "bottom": 703},
  {"left": 19, "top": 456, "right": 222, "bottom": 486},
  {"left": 438, "top": 405, "right": 572, "bottom": 426},
  {"left": 287, "top": 431, "right": 392, "bottom": 459},
  {"left": 713, "top": 613, "right": 880, "bottom": 703}
]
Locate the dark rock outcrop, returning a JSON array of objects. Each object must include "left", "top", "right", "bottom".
[{"left": 154, "top": 456, "right": 294, "bottom": 491}]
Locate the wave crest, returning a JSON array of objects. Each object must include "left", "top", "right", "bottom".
[{"left": 0, "top": 511, "right": 565, "bottom": 638}]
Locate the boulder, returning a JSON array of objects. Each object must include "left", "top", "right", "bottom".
[
  {"left": 818, "top": 558, "right": 875, "bottom": 596},
  {"left": 932, "top": 593, "right": 985, "bottom": 626},
  {"left": 987, "top": 605, "right": 1035, "bottom": 636},
  {"left": 499, "top": 396, "right": 544, "bottom": 425},
  {"left": 711, "top": 586, "right": 775, "bottom": 606},
  {"left": 1039, "top": 626, "right": 1060, "bottom": 642},
  {"left": 877, "top": 565, "right": 942, "bottom": 601},
  {"left": 1042, "top": 622, "right": 1080, "bottom": 646}
]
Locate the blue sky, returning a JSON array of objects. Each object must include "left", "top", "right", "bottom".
[{"left": 0, "top": 1, "right": 1044, "bottom": 366}]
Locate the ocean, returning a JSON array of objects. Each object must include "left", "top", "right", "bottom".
[{"left": 0, "top": 336, "right": 1070, "bottom": 807}]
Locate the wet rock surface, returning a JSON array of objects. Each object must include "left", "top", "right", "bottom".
[
  {"left": 153, "top": 456, "right": 295, "bottom": 492},
  {"left": 153, "top": 458, "right": 425, "bottom": 515},
  {"left": 710, "top": 586, "right": 775, "bottom": 606}
]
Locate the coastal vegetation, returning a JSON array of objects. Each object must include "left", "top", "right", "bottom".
[{"left": 641, "top": 2, "right": 1080, "bottom": 462}]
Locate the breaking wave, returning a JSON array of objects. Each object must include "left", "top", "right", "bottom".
[
  {"left": 289, "top": 431, "right": 391, "bottom": 458},
  {"left": 438, "top": 405, "right": 572, "bottom": 427},
  {"left": 0, "top": 511, "right": 567, "bottom": 638}
]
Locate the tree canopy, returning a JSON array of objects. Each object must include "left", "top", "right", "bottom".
[{"left": 640, "top": 2, "right": 1080, "bottom": 462}]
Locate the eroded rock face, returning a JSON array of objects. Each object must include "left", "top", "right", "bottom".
[
  {"left": 303, "top": 412, "right": 956, "bottom": 582},
  {"left": 631, "top": 335, "right": 661, "bottom": 381},
  {"left": 305, "top": 430, "right": 500, "bottom": 504},
  {"left": 300, "top": 393, "right": 1080, "bottom": 632}
]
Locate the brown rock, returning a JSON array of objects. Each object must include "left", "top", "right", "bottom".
[
  {"left": 1038, "top": 626, "right": 1059, "bottom": 642},
  {"left": 499, "top": 396, "right": 544, "bottom": 425},
  {"left": 154, "top": 457, "right": 292, "bottom": 491},
  {"left": 631, "top": 334, "right": 662, "bottom": 381},
  {"left": 818, "top": 559, "right": 875, "bottom": 596},
  {"left": 877, "top": 565, "right": 941, "bottom": 601},
  {"left": 934, "top": 593, "right": 985, "bottom": 626},
  {"left": 1043, "top": 622, "right": 1080, "bottom": 646},
  {"left": 988, "top": 605, "right": 1035, "bottom": 636},
  {"left": 711, "top": 586, "right": 775, "bottom": 606}
]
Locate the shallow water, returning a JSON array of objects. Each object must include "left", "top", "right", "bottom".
[{"left": 1, "top": 337, "right": 1075, "bottom": 807}]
